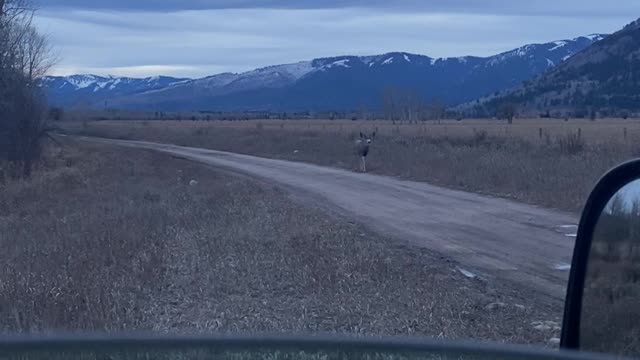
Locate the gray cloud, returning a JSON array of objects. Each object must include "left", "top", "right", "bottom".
[
  {"left": 34, "top": 0, "right": 640, "bottom": 17},
  {"left": 32, "top": 2, "right": 640, "bottom": 78}
]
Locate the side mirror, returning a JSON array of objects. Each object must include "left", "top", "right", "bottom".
[{"left": 561, "top": 159, "right": 640, "bottom": 357}]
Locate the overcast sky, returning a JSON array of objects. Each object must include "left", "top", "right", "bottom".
[{"left": 33, "top": 0, "right": 640, "bottom": 78}]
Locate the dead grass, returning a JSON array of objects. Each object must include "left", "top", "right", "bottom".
[
  {"left": 0, "top": 139, "right": 559, "bottom": 346},
  {"left": 581, "top": 214, "right": 640, "bottom": 357},
  {"left": 4, "top": 347, "right": 533, "bottom": 360},
  {"left": 581, "top": 258, "right": 640, "bottom": 357},
  {"left": 60, "top": 119, "right": 640, "bottom": 212}
]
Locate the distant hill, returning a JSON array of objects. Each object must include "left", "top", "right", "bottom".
[
  {"left": 42, "top": 35, "right": 606, "bottom": 112},
  {"left": 472, "top": 19, "right": 640, "bottom": 117},
  {"left": 41, "top": 74, "right": 190, "bottom": 108}
]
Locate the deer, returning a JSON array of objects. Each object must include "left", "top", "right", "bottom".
[{"left": 355, "top": 131, "right": 375, "bottom": 173}]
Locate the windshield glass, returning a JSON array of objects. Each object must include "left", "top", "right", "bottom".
[
  {"left": 1, "top": 0, "right": 640, "bottom": 358},
  {"left": 0, "top": 336, "right": 621, "bottom": 360}
]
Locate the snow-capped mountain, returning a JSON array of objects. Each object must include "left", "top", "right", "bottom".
[
  {"left": 474, "top": 20, "right": 640, "bottom": 113},
  {"left": 42, "top": 74, "right": 189, "bottom": 107},
  {"left": 43, "top": 34, "right": 606, "bottom": 111}
]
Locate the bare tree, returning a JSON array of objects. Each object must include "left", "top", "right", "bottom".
[
  {"left": 403, "top": 91, "right": 424, "bottom": 123},
  {"left": 428, "top": 98, "right": 445, "bottom": 123},
  {"left": 382, "top": 87, "right": 398, "bottom": 121},
  {"left": 16, "top": 25, "right": 54, "bottom": 81},
  {"left": 381, "top": 87, "right": 426, "bottom": 123},
  {"left": 499, "top": 103, "right": 517, "bottom": 124},
  {"left": 0, "top": 0, "right": 56, "bottom": 177}
]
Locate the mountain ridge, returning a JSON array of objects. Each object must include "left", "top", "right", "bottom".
[
  {"left": 470, "top": 20, "right": 640, "bottom": 116},
  {"left": 43, "top": 34, "right": 607, "bottom": 111}
]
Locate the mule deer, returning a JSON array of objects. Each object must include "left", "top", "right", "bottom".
[{"left": 355, "top": 131, "right": 375, "bottom": 173}]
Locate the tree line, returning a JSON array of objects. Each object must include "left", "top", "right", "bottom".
[{"left": 0, "top": 0, "right": 55, "bottom": 178}]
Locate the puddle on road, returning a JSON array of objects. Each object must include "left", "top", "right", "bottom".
[
  {"left": 554, "top": 263, "right": 571, "bottom": 271},
  {"left": 458, "top": 268, "right": 477, "bottom": 279},
  {"left": 554, "top": 224, "right": 578, "bottom": 238}
]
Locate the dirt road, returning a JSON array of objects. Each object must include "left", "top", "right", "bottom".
[{"left": 81, "top": 136, "right": 578, "bottom": 301}]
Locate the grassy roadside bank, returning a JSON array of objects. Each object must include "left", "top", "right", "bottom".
[{"left": 1, "top": 138, "right": 560, "bottom": 345}]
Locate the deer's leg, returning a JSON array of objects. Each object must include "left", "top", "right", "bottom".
[{"left": 362, "top": 156, "right": 366, "bottom": 173}]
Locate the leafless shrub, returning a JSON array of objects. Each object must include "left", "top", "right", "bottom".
[
  {"left": 543, "top": 130, "right": 552, "bottom": 146},
  {"left": 498, "top": 103, "right": 517, "bottom": 124},
  {"left": 472, "top": 129, "right": 488, "bottom": 146},
  {"left": 0, "top": 0, "right": 57, "bottom": 178},
  {"left": 556, "top": 132, "right": 585, "bottom": 155}
]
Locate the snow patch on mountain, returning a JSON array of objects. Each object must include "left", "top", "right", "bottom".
[
  {"left": 195, "top": 73, "right": 239, "bottom": 88},
  {"left": 359, "top": 55, "right": 376, "bottom": 65},
  {"left": 43, "top": 74, "right": 191, "bottom": 99},
  {"left": 549, "top": 41, "right": 567, "bottom": 51},
  {"left": 584, "top": 34, "right": 605, "bottom": 41},
  {"left": 68, "top": 75, "right": 99, "bottom": 89},
  {"left": 243, "top": 61, "right": 314, "bottom": 81},
  {"left": 515, "top": 45, "right": 535, "bottom": 57},
  {"left": 327, "top": 59, "right": 350, "bottom": 68},
  {"left": 109, "top": 78, "right": 122, "bottom": 90}
]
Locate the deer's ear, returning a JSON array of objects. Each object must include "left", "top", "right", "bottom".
[
  {"left": 360, "top": 132, "right": 364, "bottom": 138},
  {"left": 372, "top": 131, "right": 376, "bottom": 139}
]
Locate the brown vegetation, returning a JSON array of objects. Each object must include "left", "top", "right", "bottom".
[
  {"left": 582, "top": 194, "right": 640, "bottom": 357},
  {"left": 61, "top": 118, "right": 640, "bottom": 212},
  {"left": 0, "top": 139, "right": 559, "bottom": 345}
]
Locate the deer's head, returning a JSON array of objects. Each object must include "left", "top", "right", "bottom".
[{"left": 359, "top": 131, "right": 376, "bottom": 144}]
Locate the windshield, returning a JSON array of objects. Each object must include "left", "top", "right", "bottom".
[
  {"left": 1, "top": 0, "right": 640, "bottom": 358},
  {"left": 0, "top": 336, "right": 622, "bottom": 360}
]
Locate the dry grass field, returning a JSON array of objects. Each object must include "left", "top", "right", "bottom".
[
  {"left": 580, "top": 198, "right": 640, "bottom": 357},
  {"left": 0, "top": 139, "right": 561, "bottom": 345},
  {"left": 61, "top": 118, "right": 640, "bottom": 212}
]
